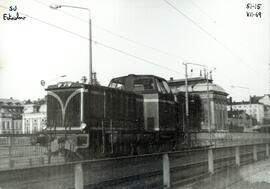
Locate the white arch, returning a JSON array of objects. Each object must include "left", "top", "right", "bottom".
[
  {"left": 48, "top": 89, "right": 83, "bottom": 128},
  {"left": 47, "top": 91, "right": 65, "bottom": 127}
]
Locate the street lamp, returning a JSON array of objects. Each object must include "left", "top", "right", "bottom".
[{"left": 50, "top": 4, "right": 93, "bottom": 85}]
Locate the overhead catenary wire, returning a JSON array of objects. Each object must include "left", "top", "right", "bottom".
[
  {"left": 32, "top": 0, "right": 185, "bottom": 61},
  {"left": 32, "top": 0, "right": 238, "bottom": 82},
  {"left": 163, "top": 0, "right": 257, "bottom": 74},
  {"left": 188, "top": 0, "right": 216, "bottom": 24},
  {"left": 0, "top": 4, "right": 184, "bottom": 76},
  {"left": 32, "top": 0, "right": 256, "bottom": 82}
]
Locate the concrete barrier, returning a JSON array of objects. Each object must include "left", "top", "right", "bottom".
[
  {"left": 75, "top": 163, "right": 83, "bottom": 189},
  {"left": 163, "top": 153, "right": 170, "bottom": 188},
  {"left": 235, "top": 146, "right": 240, "bottom": 167},
  {"left": 0, "top": 143, "right": 269, "bottom": 189},
  {"left": 208, "top": 149, "right": 214, "bottom": 174}
]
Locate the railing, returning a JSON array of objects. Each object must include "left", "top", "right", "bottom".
[
  {"left": 0, "top": 135, "right": 64, "bottom": 170},
  {"left": 0, "top": 142, "right": 269, "bottom": 189}
]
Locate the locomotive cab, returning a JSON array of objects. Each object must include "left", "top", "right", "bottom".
[{"left": 109, "top": 74, "right": 177, "bottom": 132}]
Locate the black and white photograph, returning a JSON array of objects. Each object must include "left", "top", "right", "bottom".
[{"left": 0, "top": 0, "right": 269, "bottom": 188}]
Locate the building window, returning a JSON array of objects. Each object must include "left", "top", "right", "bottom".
[{"left": 26, "top": 127, "right": 29, "bottom": 134}]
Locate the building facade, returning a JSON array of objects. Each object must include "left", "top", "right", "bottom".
[
  {"left": 258, "top": 95, "right": 270, "bottom": 124},
  {"left": 0, "top": 98, "right": 23, "bottom": 134},
  {"left": 22, "top": 102, "right": 46, "bottom": 134},
  {"left": 168, "top": 77, "right": 228, "bottom": 131},
  {"left": 227, "top": 102, "right": 264, "bottom": 125},
  {"left": 228, "top": 94, "right": 270, "bottom": 126},
  {"left": 227, "top": 109, "right": 251, "bottom": 132}
]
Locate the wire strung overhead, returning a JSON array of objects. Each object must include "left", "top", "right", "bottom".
[
  {"left": 0, "top": 4, "right": 184, "bottom": 76},
  {"left": 188, "top": 0, "right": 216, "bottom": 24},
  {"left": 163, "top": 0, "right": 257, "bottom": 74},
  {"left": 32, "top": 0, "right": 184, "bottom": 61}
]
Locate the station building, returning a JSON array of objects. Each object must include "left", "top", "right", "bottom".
[
  {"left": 0, "top": 98, "right": 23, "bottom": 134},
  {"left": 168, "top": 77, "right": 228, "bottom": 131}
]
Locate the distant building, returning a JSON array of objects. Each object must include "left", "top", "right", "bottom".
[
  {"left": 228, "top": 95, "right": 270, "bottom": 125},
  {"left": 258, "top": 95, "right": 270, "bottom": 124},
  {"left": 168, "top": 77, "right": 228, "bottom": 131},
  {"left": 228, "top": 101, "right": 264, "bottom": 125},
  {"left": 0, "top": 98, "right": 23, "bottom": 134},
  {"left": 22, "top": 100, "right": 46, "bottom": 134},
  {"left": 227, "top": 109, "right": 251, "bottom": 132}
]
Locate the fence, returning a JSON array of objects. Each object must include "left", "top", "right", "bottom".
[
  {"left": 0, "top": 142, "right": 269, "bottom": 189},
  {"left": 0, "top": 135, "right": 65, "bottom": 170}
]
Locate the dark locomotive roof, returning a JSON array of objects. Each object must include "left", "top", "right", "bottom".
[
  {"left": 46, "top": 74, "right": 172, "bottom": 95},
  {"left": 110, "top": 74, "right": 167, "bottom": 82},
  {"left": 109, "top": 74, "right": 172, "bottom": 94}
]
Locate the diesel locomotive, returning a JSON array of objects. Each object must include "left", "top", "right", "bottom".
[{"left": 44, "top": 74, "right": 202, "bottom": 160}]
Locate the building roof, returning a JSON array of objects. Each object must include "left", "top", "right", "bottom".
[
  {"left": 23, "top": 103, "right": 46, "bottom": 114},
  {"left": 168, "top": 77, "right": 227, "bottom": 95},
  {"left": 229, "top": 95, "right": 267, "bottom": 105},
  {"left": 0, "top": 98, "right": 23, "bottom": 106},
  {"left": 168, "top": 77, "right": 213, "bottom": 86}
]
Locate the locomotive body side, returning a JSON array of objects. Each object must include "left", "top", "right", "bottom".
[
  {"left": 45, "top": 82, "right": 144, "bottom": 159},
  {"left": 109, "top": 74, "right": 178, "bottom": 133},
  {"left": 44, "top": 74, "right": 203, "bottom": 160}
]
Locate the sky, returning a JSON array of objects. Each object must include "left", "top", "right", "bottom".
[{"left": 0, "top": 0, "right": 269, "bottom": 101}]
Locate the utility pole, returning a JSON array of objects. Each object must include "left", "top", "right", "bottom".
[
  {"left": 183, "top": 63, "right": 189, "bottom": 132},
  {"left": 205, "top": 69, "right": 211, "bottom": 132},
  {"left": 183, "top": 62, "right": 214, "bottom": 131},
  {"left": 89, "top": 13, "right": 93, "bottom": 84},
  {"left": 182, "top": 62, "right": 215, "bottom": 146}
]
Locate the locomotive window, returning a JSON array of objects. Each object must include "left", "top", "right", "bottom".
[
  {"left": 109, "top": 82, "right": 124, "bottom": 89},
  {"left": 156, "top": 82, "right": 162, "bottom": 93},
  {"left": 156, "top": 79, "right": 166, "bottom": 94},
  {"left": 162, "top": 81, "right": 171, "bottom": 93},
  {"left": 134, "top": 79, "right": 154, "bottom": 91}
]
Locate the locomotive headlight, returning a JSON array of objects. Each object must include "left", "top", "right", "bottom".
[{"left": 80, "top": 122, "right": 87, "bottom": 130}]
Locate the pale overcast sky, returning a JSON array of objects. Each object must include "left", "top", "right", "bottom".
[{"left": 0, "top": 0, "right": 269, "bottom": 101}]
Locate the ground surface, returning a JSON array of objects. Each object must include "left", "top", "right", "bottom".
[{"left": 176, "top": 159, "right": 270, "bottom": 189}]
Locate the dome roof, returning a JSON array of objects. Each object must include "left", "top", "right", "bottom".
[{"left": 175, "top": 82, "right": 227, "bottom": 95}]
